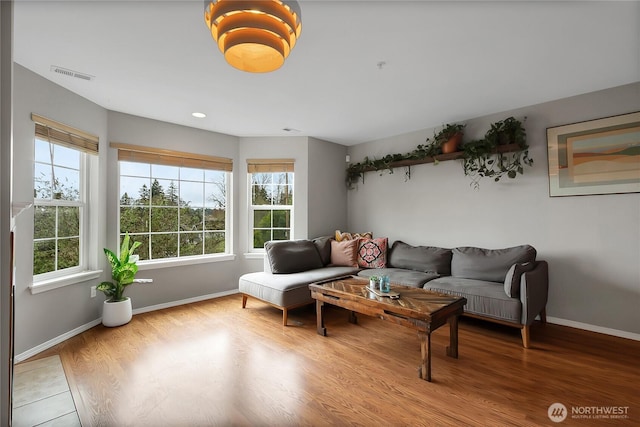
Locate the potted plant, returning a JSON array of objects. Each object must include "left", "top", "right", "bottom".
[
  {"left": 97, "top": 234, "right": 141, "bottom": 327},
  {"left": 419, "top": 123, "right": 466, "bottom": 161},
  {"left": 484, "top": 116, "right": 526, "bottom": 147},
  {"left": 461, "top": 117, "right": 533, "bottom": 189},
  {"left": 431, "top": 123, "right": 466, "bottom": 154}
]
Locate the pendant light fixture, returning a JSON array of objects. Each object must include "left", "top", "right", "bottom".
[{"left": 204, "top": 0, "right": 302, "bottom": 73}]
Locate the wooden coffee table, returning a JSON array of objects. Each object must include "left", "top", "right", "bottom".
[{"left": 309, "top": 276, "right": 467, "bottom": 382}]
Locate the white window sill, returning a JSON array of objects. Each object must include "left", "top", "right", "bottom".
[
  {"left": 136, "top": 253, "right": 236, "bottom": 271},
  {"left": 244, "top": 252, "right": 264, "bottom": 260},
  {"left": 30, "top": 270, "right": 103, "bottom": 295}
]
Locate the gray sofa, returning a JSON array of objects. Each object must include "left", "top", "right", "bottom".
[
  {"left": 239, "top": 238, "right": 360, "bottom": 326},
  {"left": 239, "top": 238, "right": 548, "bottom": 347}
]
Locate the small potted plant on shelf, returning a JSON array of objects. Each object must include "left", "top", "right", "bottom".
[
  {"left": 421, "top": 123, "right": 466, "bottom": 158},
  {"left": 461, "top": 116, "right": 532, "bottom": 189},
  {"left": 484, "top": 116, "right": 527, "bottom": 147},
  {"left": 432, "top": 123, "right": 466, "bottom": 154},
  {"left": 97, "top": 234, "right": 141, "bottom": 327}
]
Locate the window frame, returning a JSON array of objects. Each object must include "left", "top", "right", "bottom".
[
  {"left": 248, "top": 164, "right": 295, "bottom": 253},
  {"left": 114, "top": 144, "right": 234, "bottom": 266},
  {"left": 32, "top": 145, "right": 87, "bottom": 280},
  {"left": 30, "top": 114, "right": 100, "bottom": 290}
]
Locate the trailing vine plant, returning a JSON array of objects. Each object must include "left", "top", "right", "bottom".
[
  {"left": 345, "top": 123, "right": 465, "bottom": 189},
  {"left": 462, "top": 116, "right": 533, "bottom": 189},
  {"left": 345, "top": 117, "right": 533, "bottom": 190}
]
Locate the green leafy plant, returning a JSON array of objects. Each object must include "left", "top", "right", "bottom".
[
  {"left": 484, "top": 116, "right": 527, "bottom": 147},
  {"left": 433, "top": 122, "right": 466, "bottom": 146},
  {"left": 345, "top": 123, "right": 466, "bottom": 188},
  {"left": 345, "top": 154, "right": 404, "bottom": 189},
  {"left": 345, "top": 118, "right": 531, "bottom": 189},
  {"left": 462, "top": 117, "right": 533, "bottom": 189},
  {"left": 97, "top": 234, "right": 142, "bottom": 302}
]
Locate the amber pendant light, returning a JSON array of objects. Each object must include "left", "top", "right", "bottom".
[{"left": 204, "top": 0, "right": 302, "bottom": 73}]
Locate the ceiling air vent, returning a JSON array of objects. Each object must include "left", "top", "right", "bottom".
[{"left": 50, "top": 66, "right": 94, "bottom": 82}]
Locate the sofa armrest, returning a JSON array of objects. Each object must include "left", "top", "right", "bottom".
[{"left": 520, "top": 260, "right": 549, "bottom": 326}]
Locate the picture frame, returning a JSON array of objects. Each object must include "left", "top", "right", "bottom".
[{"left": 546, "top": 111, "right": 640, "bottom": 197}]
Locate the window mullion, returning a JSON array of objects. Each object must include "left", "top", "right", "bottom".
[{"left": 54, "top": 206, "right": 59, "bottom": 271}]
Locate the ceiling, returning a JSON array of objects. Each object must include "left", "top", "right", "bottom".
[{"left": 13, "top": 0, "right": 640, "bottom": 146}]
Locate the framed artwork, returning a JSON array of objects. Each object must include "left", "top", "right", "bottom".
[{"left": 546, "top": 111, "right": 640, "bottom": 197}]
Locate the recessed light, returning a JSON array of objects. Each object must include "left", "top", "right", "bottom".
[{"left": 192, "top": 112, "right": 206, "bottom": 118}]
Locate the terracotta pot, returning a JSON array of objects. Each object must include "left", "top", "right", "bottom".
[{"left": 441, "top": 132, "right": 463, "bottom": 154}]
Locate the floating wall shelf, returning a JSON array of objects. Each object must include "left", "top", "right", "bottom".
[{"left": 357, "top": 143, "right": 523, "bottom": 173}]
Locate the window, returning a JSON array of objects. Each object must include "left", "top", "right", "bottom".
[
  {"left": 248, "top": 159, "right": 294, "bottom": 250},
  {"left": 114, "top": 143, "right": 232, "bottom": 262},
  {"left": 32, "top": 114, "right": 98, "bottom": 278}
]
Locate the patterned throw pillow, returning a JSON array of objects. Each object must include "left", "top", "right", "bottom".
[
  {"left": 335, "top": 230, "right": 373, "bottom": 242},
  {"left": 357, "top": 238, "right": 388, "bottom": 269}
]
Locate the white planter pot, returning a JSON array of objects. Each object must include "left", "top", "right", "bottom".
[{"left": 102, "top": 297, "right": 132, "bottom": 327}]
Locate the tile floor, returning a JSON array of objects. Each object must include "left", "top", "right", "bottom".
[{"left": 12, "top": 355, "right": 80, "bottom": 427}]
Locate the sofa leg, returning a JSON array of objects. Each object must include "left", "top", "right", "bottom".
[
  {"left": 539, "top": 308, "right": 547, "bottom": 324},
  {"left": 521, "top": 326, "right": 530, "bottom": 348},
  {"left": 283, "top": 308, "right": 288, "bottom": 326},
  {"left": 242, "top": 294, "right": 248, "bottom": 309}
]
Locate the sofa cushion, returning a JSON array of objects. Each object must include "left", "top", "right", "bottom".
[
  {"left": 425, "top": 277, "right": 522, "bottom": 323},
  {"left": 239, "top": 266, "right": 361, "bottom": 308},
  {"left": 387, "top": 241, "right": 452, "bottom": 275},
  {"left": 335, "top": 230, "right": 373, "bottom": 242},
  {"left": 358, "top": 268, "right": 439, "bottom": 288},
  {"left": 330, "top": 239, "right": 359, "bottom": 267},
  {"left": 312, "top": 236, "right": 333, "bottom": 266},
  {"left": 504, "top": 262, "right": 536, "bottom": 297},
  {"left": 451, "top": 245, "right": 537, "bottom": 283},
  {"left": 357, "top": 237, "right": 388, "bottom": 269},
  {"left": 265, "top": 240, "right": 323, "bottom": 274}
]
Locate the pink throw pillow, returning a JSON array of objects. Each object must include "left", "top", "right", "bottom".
[
  {"left": 330, "top": 239, "right": 359, "bottom": 267},
  {"left": 357, "top": 238, "right": 388, "bottom": 269}
]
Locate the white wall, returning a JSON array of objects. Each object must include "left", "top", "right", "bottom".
[{"left": 347, "top": 82, "right": 640, "bottom": 336}]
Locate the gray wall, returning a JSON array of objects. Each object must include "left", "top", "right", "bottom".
[
  {"left": 307, "top": 137, "right": 349, "bottom": 238},
  {"left": 13, "top": 65, "right": 109, "bottom": 355},
  {"left": 106, "top": 112, "right": 241, "bottom": 308},
  {"left": 12, "top": 61, "right": 639, "bottom": 358},
  {"left": 1, "top": 2, "right": 14, "bottom": 423},
  {"left": 237, "top": 136, "right": 310, "bottom": 275},
  {"left": 347, "top": 82, "right": 640, "bottom": 336},
  {"left": 11, "top": 67, "right": 351, "bottom": 356}
]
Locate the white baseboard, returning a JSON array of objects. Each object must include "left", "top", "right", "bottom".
[
  {"left": 547, "top": 316, "right": 640, "bottom": 342},
  {"left": 15, "top": 289, "right": 239, "bottom": 362},
  {"left": 15, "top": 319, "right": 102, "bottom": 363},
  {"left": 132, "top": 289, "right": 238, "bottom": 315}
]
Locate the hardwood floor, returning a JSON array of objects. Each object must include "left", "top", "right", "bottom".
[{"left": 31, "top": 294, "right": 638, "bottom": 426}]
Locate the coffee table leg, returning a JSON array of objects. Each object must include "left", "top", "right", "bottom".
[
  {"left": 348, "top": 310, "right": 358, "bottom": 324},
  {"left": 446, "top": 315, "right": 459, "bottom": 358},
  {"left": 418, "top": 331, "right": 431, "bottom": 382},
  {"left": 316, "top": 299, "right": 327, "bottom": 336}
]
